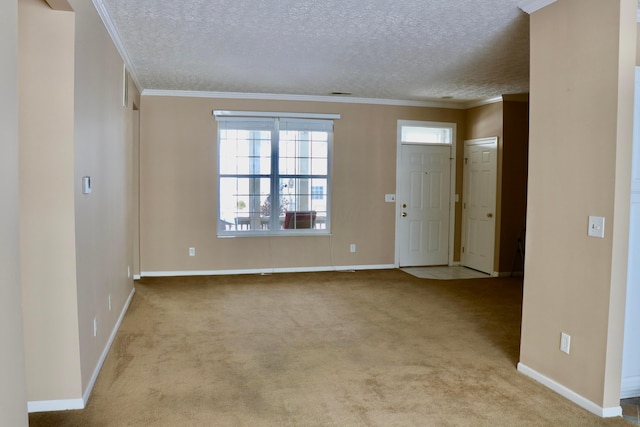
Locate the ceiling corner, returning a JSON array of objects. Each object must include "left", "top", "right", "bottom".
[
  {"left": 91, "top": 0, "right": 143, "bottom": 92},
  {"left": 518, "top": 0, "right": 557, "bottom": 14}
]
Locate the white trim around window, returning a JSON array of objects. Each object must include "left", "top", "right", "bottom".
[{"left": 215, "top": 114, "right": 335, "bottom": 236}]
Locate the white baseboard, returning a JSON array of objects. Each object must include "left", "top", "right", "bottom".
[
  {"left": 83, "top": 287, "right": 136, "bottom": 404},
  {"left": 141, "top": 264, "right": 396, "bottom": 277},
  {"left": 27, "top": 398, "right": 84, "bottom": 413},
  {"left": 29, "top": 287, "right": 136, "bottom": 413},
  {"left": 621, "top": 375, "right": 640, "bottom": 399},
  {"left": 517, "top": 363, "right": 622, "bottom": 418}
]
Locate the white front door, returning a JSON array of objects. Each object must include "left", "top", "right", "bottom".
[
  {"left": 461, "top": 137, "right": 497, "bottom": 274},
  {"left": 398, "top": 144, "right": 451, "bottom": 267}
]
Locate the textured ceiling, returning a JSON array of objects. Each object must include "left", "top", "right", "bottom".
[{"left": 99, "top": 0, "right": 532, "bottom": 103}]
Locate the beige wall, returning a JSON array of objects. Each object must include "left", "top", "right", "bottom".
[
  {"left": 0, "top": 0, "right": 28, "bottom": 425},
  {"left": 19, "top": 0, "right": 81, "bottom": 401},
  {"left": 465, "top": 102, "right": 504, "bottom": 141},
  {"left": 18, "top": 0, "right": 138, "bottom": 404},
  {"left": 140, "top": 96, "right": 465, "bottom": 272},
  {"left": 520, "top": 0, "right": 635, "bottom": 409},
  {"left": 69, "top": 0, "right": 137, "bottom": 393}
]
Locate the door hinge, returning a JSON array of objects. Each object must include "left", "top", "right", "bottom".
[
  {"left": 463, "top": 202, "right": 466, "bottom": 209},
  {"left": 464, "top": 158, "right": 468, "bottom": 165},
  {"left": 462, "top": 246, "right": 465, "bottom": 253}
]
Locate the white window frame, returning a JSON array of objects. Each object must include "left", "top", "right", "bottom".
[
  {"left": 398, "top": 120, "right": 453, "bottom": 145},
  {"left": 215, "top": 111, "right": 337, "bottom": 237}
]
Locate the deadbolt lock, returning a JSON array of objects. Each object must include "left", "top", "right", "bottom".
[{"left": 402, "top": 203, "right": 407, "bottom": 208}]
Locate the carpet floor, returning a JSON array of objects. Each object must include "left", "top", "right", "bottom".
[{"left": 29, "top": 269, "right": 632, "bottom": 426}]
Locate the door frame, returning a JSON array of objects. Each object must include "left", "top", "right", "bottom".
[
  {"left": 460, "top": 136, "right": 498, "bottom": 275},
  {"left": 394, "top": 120, "right": 457, "bottom": 267}
]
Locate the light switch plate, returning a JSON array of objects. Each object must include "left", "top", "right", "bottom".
[
  {"left": 82, "top": 176, "right": 92, "bottom": 194},
  {"left": 385, "top": 194, "right": 396, "bottom": 202},
  {"left": 588, "top": 216, "right": 605, "bottom": 238}
]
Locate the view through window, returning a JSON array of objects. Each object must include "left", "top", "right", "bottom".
[{"left": 216, "top": 116, "right": 332, "bottom": 235}]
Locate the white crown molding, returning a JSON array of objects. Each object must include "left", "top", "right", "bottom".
[
  {"left": 518, "top": 0, "right": 557, "bottom": 14},
  {"left": 465, "top": 96, "right": 504, "bottom": 109},
  {"left": 92, "top": 0, "right": 142, "bottom": 92},
  {"left": 141, "top": 89, "right": 486, "bottom": 110}
]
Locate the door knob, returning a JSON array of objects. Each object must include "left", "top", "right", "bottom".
[
  {"left": 402, "top": 212, "right": 407, "bottom": 217},
  {"left": 487, "top": 213, "right": 493, "bottom": 218}
]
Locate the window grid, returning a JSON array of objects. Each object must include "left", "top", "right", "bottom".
[{"left": 218, "top": 118, "right": 331, "bottom": 235}]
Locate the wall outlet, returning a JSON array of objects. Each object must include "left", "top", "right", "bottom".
[
  {"left": 560, "top": 332, "right": 571, "bottom": 354},
  {"left": 93, "top": 318, "right": 97, "bottom": 337},
  {"left": 189, "top": 247, "right": 196, "bottom": 256},
  {"left": 350, "top": 244, "right": 356, "bottom": 253}
]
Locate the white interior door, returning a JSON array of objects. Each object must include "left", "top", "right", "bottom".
[
  {"left": 461, "top": 137, "right": 497, "bottom": 274},
  {"left": 398, "top": 144, "right": 451, "bottom": 267}
]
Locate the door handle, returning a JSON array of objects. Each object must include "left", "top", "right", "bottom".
[
  {"left": 402, "top": 212, "right": 407, "bottom": 217},
  {"left": 487, "top": 213, "right": 493, "bottom": 218}
]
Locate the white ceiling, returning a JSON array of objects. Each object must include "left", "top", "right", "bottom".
[{"left": 98, "top": 0, "right": 533, "bottom": 104}]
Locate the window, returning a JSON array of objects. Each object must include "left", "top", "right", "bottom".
[
  {"left": 216, "top": 114, "right": 333, "bottom": 235},
  {"left": 400, "top": 124, "right": 452, "bottom": 145}
]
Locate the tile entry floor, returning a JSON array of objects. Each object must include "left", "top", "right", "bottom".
[{"left": 401, "top": 265, "right": 492, "bottom": 280}]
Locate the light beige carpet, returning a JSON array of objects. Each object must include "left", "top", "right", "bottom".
[{"left": 29, "top": 270, "right": 632, "bottom": 426}]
